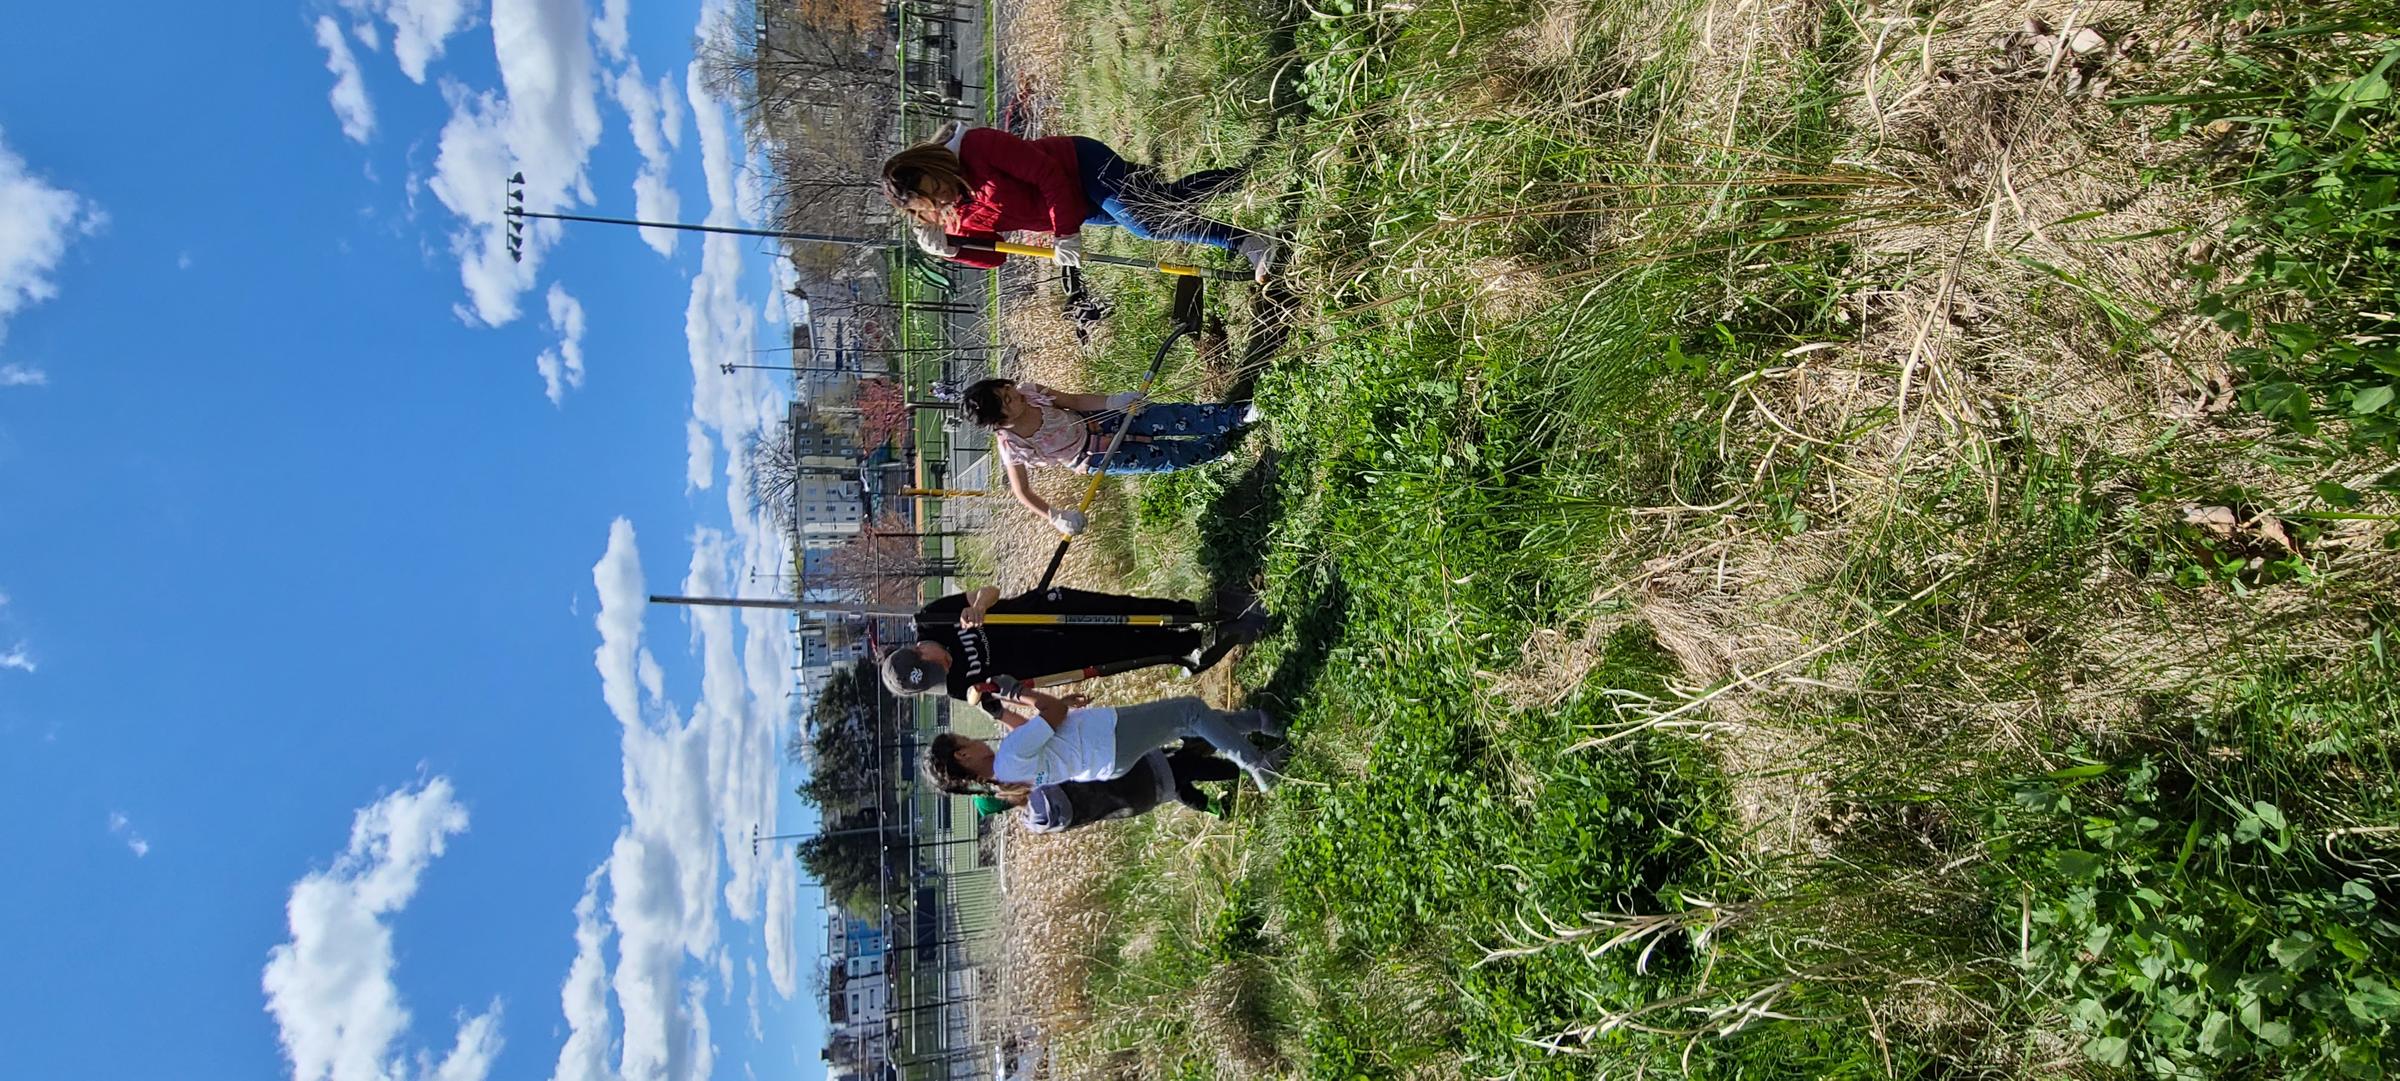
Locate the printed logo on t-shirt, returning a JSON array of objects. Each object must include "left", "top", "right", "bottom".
[{"left": 954, "top": 626, "right": 990, "bottom": 682}]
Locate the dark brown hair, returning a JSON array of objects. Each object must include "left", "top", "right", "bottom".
[
  {"left": 925, "top": 733, "right": 1028, "bottom": 804},
  {"left": 960, "top": 378, "right": 1012, "bottom": 427}
]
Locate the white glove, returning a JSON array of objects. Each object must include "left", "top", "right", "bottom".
[
  {"left": 910, "top": 222, "right": 958, "bottom": 258},
  {"left": 1104, "top": 390, "right": 1148, "bottom": 413},
  {"left": 1047, "top": 507, "right": 1088, "bottom": 535},
  {"left": 1049, "top": 233, "right": 1083, "bottom": 268},
  {"left": 990, "top": 674, "right": 1025, "bottom": 698}
]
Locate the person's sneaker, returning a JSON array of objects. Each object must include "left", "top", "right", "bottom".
[
  {"left": 1237, "top": 401, "right": 1262, "bottom": 426},
  {"left": 1248, "top": 707, "right": 1288, "bottom": 739},
  {"left": 1185, "top": 637, "right": 1241, "bottom": 676},
  {"left": 1237, "top": 234, "right": 1277, "bottom": 283}
]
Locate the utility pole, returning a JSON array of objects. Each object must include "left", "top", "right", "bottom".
[
  {"left": 651, "top": 594, "right": 921, "bottom": 615},
  {"left": 500, "top": 175, "right": 1246, "bottom": 280}
]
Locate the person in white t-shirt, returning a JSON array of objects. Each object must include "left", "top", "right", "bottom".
[{"left": 924, "top": 681, "right": 1284, "bottom": 799}]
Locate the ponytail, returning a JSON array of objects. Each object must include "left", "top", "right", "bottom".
[{"left": 924, "top": 733, "right": 1030, "bottom": 806}]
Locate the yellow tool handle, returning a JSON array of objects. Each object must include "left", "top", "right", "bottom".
[
  {"left": 990, "top": 239, "right": 1207, "bottom": 278},
  {"left": 976, "top": 614, "right": 1181, "bottom": 626}
]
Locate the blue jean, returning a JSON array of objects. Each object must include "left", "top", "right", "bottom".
[
  {"left": 1108, "top": 697, "right": 1277, "bottom": 779},
  {"left": 1072, "top": 137, "right": 1247, "bottom": 252},
  {"left": 1080, "top": 402, "right": 1246, "bottom": 474}
]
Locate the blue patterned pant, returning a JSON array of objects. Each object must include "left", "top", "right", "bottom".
[{"left": 1080, "top": 402, "right": 1246, "bottom": 474}]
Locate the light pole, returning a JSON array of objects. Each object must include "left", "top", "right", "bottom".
[
  {"left": 754, "top": 818, "right": 890, "bottom": 858},
  {"left": 751, "top": 824, "right": 822, "bottom": 858},
  {"left": 500, "top": 174, "right": 1246, "bottom": 280}
]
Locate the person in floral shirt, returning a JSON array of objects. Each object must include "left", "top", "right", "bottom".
[{"left": 958, "top": 377, "right": 1255, "bottom": 534}]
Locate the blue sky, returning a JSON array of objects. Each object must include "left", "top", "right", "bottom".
[{"left": 0, "top": 1, "right": 828, "bottom": 1079}]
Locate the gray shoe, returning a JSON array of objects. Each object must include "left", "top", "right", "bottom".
[{"left": 1237, "top": 235, "right": 1277, "bottom": 284}]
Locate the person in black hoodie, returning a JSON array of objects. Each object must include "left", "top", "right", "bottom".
[{"left": 877, "top": 585, "right": 1259, "bottom": 706}]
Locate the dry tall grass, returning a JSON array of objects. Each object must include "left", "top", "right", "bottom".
[
  {"left": 977, "top": 0, "right": 2400, "bottom": 1072},
  {"left": 1473, "top": 0, "right": 2400, "bottom": 869}
]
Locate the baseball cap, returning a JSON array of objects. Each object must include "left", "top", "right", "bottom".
[{"left": 879, "top": 648, "right": 946, "bottom": 695}]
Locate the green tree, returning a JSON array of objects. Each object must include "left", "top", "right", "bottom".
[{"left": 797, "top": 807, "right": 889, "bottom": 917}]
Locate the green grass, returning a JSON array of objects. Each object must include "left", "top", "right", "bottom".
[
  {"left": 1008, "top": 0, "right": 2400, "bottom": 1077},
  {"left": 2126, "top": 0, "right": 2400, "bottom": 457}
]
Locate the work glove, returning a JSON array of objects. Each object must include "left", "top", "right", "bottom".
[
  {"left": 990, "top": 674, "right": 1025, "bottom": 698},
  {"left": 1103, "top": 390, "right": 1148, "bottom": 413},
  {"left": 909, "top": 221, "right": 958, "bottom": 258},
  {"left": 1047, "top": 507, "right": 1087, "bottom": 535},
  {"left": 1049, "top": 233, "right": 1083, "bottom": 268}
]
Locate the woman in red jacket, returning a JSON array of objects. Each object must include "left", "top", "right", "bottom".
[{"left": 880, "top": 126, "right": 1277, "bottom": 282}]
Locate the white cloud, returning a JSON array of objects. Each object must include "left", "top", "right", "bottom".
[
  {"left": 425, "top": 0, "right": 603, "bottom": 326},
  {"left": 0, "top": 643, "right": 33, "bottom": 672},
  {"left": 593, "top": 0, "right": 631, "bottom": 61},
  {"left": 537, "top": 282, "right": 588, "bottom": 404},
  {"left": 424, "top": 1010, "right": 506, "bottom": 1081},
  {"left": 426, "top": 87, "right": 529, "bottom": 325},
  {"left": 681, "top": 70, "right": 778, "bottom": 495},
  {"left": 655, "top": 72, "right": 684, "bottom": 149},
  {"left": 1, "top": 364, "right": 45, "bottom": 387},
  {"left": 681, "top": 979, "right": 715, "bottom": 1081},
  {"left": 346, "top": 0, "right": 476, "bottom": 83},
  {"left": 597, "top": 619, "right": 719, "bottom": 1080},
  {"left": 539, "top": 64, "right": 811, "bottom": 1080},
  {"left": 761, "top": 850, "right": 797, "bottom": 996},
  {"left": 611, "top": 64, "right": 683, "bottom": 257},
  {"left": 592, "top": 519, "right": 657, "bottom": 730},
  {"left": 353, "top": 20, "right": 384, "bottom": 51},
  {"left": 315, "top": 16, "right": 378, "bottom": 143},
  {"left": 744, "top": 960, "right": 762, "bottom": 1040},
  {"left": 684, "top": 419, "right": 713, "bottom": 492},
  {"left": 0, "top": 126, "right": 105, "bottom": 353},
  {"left": 107, "top": 811, "right": 150, "bottom": 857},
  {"left": 176, "top": 251, "right": 193, "bottom": 270},
  {"left": 678, "top": 69, "right": 803, "bottom": 999},
  {"left": 549, "top": 869, "right": 614, "bottom": 1081},
  {"left": 261, "top": 777, "right": 504, "bottom": 1081},
  {"left": 559, "top": 515, "right": 799, "bottom": 1081}
]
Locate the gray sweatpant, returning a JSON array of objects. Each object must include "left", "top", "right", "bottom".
[{"left": 1109, "top": 697, "right": 1277, "bottom": 785}]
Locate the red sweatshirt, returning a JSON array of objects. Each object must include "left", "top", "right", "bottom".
[{"left": 941, "top": 129, "right": 1092, "bottom": 269}]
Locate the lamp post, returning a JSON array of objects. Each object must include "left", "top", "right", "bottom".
[
  {"left": 754, "top": 818, "right": 890, "bottom": 858},
  {"left": 721, "top": 361, "right": 859, "bottom": 374}
]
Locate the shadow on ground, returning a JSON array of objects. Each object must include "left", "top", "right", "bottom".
[
  {"left": 1241, "top": 575, "right": 1348, "bottom": 721},
  {"left": 1195, "top": 449, "right": 1280, "bottom": 619}
]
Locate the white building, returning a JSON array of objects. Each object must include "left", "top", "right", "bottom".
[
  {"left": 823, "top": 908, "right": 893, "bottom": 1081},
  {"left": 787, "top": 402, "right": 867, "bottom": 540}
]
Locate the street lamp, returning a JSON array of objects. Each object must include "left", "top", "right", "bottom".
[
  {"left": 751, "top": 824, "right": 820, "bottom": 857},
  {"left": 751, "top": 819, "right": 887, "bottom": 857}
]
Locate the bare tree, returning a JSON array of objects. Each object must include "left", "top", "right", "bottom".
[
  {"left": 745, "top": 423, "right": 802, "bottom": 527},
  {"left": 762, "top": 135, "right": 889, "bottom": 250},
  {"left": 694, "top": 0, "right": 892, "bottom": 140},
  {"left": 820, "top": 516, "right": 960, "bottom": 606}
]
